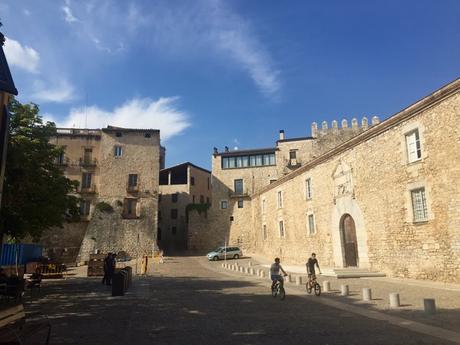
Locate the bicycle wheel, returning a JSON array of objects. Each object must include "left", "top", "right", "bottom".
[
  {"left": 306, "top": 282, "right": 312, "bottom": 294},
  {"left": 279, "top": 287, "right": 286, "bottom": 300},
  {"left": 271, "top": 286, "right": 278, "bottom": 298},
  {"left": 314, "top": 283, "right": 321, "bottom": 296}
]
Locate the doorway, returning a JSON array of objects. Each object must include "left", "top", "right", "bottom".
[{"left": 340, "top": 214, "right": 359, "bottom": 267}]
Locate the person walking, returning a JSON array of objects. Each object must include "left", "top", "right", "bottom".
[{"left": 102, "top": 253, "right": 112, "bottom": 285}]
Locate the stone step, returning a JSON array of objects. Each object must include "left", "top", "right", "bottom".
[{"left": 322, "top": 268, "right": 386, "bottom": 278}]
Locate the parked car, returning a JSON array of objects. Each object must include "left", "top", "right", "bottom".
[{"left": 207, "top": 247, "right": 242, "bottom": 261}]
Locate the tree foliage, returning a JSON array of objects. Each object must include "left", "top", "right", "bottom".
[{"left": 0, "top": 99, "right": 79, "bottom": 241}]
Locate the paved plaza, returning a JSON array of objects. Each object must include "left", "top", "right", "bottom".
[{"left": 23, "top": 256, "right": 460, "bottom": 345}]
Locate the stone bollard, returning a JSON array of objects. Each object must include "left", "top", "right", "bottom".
[
  {"left": 323, "top": 281, "right": 331, "bottom": 292},
  {"left": 341, "top": 284, "right": 349, "bottom": 296},
  {"left": 362, "top": 288, "right": 372, "bottom": 301},
  {"left": 248, "top": 261, "right": 252, "bottom": 267},
  {"left": 286, "top": 274, "right": 292, "bottom": 284},
  {"left": 389, "top": 293, "right": 400, "bottom": 308},
  {"left": 260, "top": 270, "right": 265, "bottom": 278},
  {"left": 424, "top": 299, "right": 436, "bottom": 314},
  {"left": 295, "top": 276, "right": 302, "bottom": 285},
  {"left": 222, "top": 263, "right": 225, "bottom": 268}
]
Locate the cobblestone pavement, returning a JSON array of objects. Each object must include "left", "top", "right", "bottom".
[
  {"left": 241, "top": 255, "right": 460, "bottom": 333},
  {"left": 24, "top": 256, "right": 458, "bottom": 345}
]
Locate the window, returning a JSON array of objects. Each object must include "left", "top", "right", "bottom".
[
  {"left": 237, "top": 198, "right": 244, "bottom": 208},
  {"left": 81, "top": 173, "right": 92, "bottom": 188},
  {"left": 128, "top": 174, "right": 138, "bottom": 187},
  {"left": 405, "top": 129, "right": 422, "bottom": 163},
  {"left": 206, "top": 197, "right": 210, "bottom": 204},
  {"left": 279, "top": 221, "right": 285, "bottom": 238},
  {"left": 411, "top": 188, "right": 428, "bottom": 222},
  {"left": 289, "top": 150, "right": 297, "bottom": 160},
  {"left": 57, "top": 151, "right": 66, "bottom": 165},
  {"left": 263, "top": 224, "right": 267, "bottom": 240},
  {"left": 308, "top": 214, "right": 316, "bottom": 235},
  {"left": 172, "top": 193, "right": 178, "bottom": 203},
  {"left": 79, "top": 200, "right": 91, "bottom": 216},
  {"left": 306, "top": 178, "right": 312, "bottom": 199},
  {"left": 123, "top": 198, "right": 138, "bottom": 218},
  {"left": 191, "top": 176, "right": 195, "bottom": 185},
  {"left": 144, "top": 133, "right": 151, "bottom": 138},
  {"left": 262, "top": 199, "right": 266, "bottom": 214},
  {"left": 192, "top": 195, "right": 196, "bottom": 203},
  {"left": 222, "top": 153, "right": 276, "bottom": 169},
  {"left": 114, "top": 146, "right": 123, "bottom": 157},
  {"left": 277, "top": 191, "right": 283, "bottom": 208},
  {"left": 220, "top": 200, "right": 228, "bottom": 209},
  {"left": 171, "top": 209, "right": 178, "bottom": 219},
  {"left": 116, "top": 132, "right": 122, "bottom": 137},
  {"left": 84, "top": 148, "right": 92, "bottom": 161},
  {"left": 270, "top": 179, "right": 277, "bottom": 184},
  {"left": 172, "top": 226, "right": 177, "bottom": 235},
  {"left": 200, "top": 195, "right": 204, "bottom": 204},
  {"left": 207, "top": 177, "right": 210, "bottom": 190},
  {"left": 234, "top": 179, "right": 243, "bottom": 194}
]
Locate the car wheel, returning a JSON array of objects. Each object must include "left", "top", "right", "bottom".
[
  {"left": 233, "top": 254, "right": 239, "bottom": 259},
  {"left": 213, "top": 256, "right": 219, "bottom": 261}
]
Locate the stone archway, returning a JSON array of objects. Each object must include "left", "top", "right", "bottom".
[{"left": 340, "top": 214, "right": 359, "bottom": 267}]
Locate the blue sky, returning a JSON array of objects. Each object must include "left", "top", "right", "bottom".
[{"left": 1, "top": 0, "right": 459, "bottom": 169}]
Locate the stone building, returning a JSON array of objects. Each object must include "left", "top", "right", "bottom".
[
  {"left": 41, "top": 126, "right": 162, "bottom": 264},
  {"left": 0, "top": 31, "right": 18, "bottom": 211},
  {"left": 158, "top": 162, "right": 211, "bottom": 252},
  {"left": 189, "top": 78, "right": 460, "bottom": 283}
]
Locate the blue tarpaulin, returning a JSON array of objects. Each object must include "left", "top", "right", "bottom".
[{"left": 0, "top": 244, "right": 43, "bottom": 266}]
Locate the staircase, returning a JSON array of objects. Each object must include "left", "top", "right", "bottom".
[{"left": 322, "top": 267, "right": 386, "bottom": 279}]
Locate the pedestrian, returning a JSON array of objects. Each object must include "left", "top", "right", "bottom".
[
  {"left": 159, "top": 249, "right": 164, "bottom": 264},
  {"left": 102, "top": 253, "right": 112, "bottom": 285}
]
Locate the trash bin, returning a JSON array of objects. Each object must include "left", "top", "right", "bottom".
[
  {"left": 123, "top": 267, "right": 132, "bottom": 288},
  {"left": 112, "top": 272, "right": 125, "bottom": 296}
]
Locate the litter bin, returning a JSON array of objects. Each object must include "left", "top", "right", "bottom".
[
  {"left": 112, "top": 272, "right": 125, "bottom": 296},
  {"left": 123, "top": 267, "right": 132, "bottom": 288}
]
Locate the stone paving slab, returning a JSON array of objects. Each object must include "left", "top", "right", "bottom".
[{"left": 227, "top": 255, "right": 460, "bottom": 334}]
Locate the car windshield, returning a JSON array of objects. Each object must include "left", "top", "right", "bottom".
[{"left": 213, "top": 247, "right": 223, "bottom": 253}]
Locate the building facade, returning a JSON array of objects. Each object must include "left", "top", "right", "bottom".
[
  {"left": 158, "top": 162, "right": 211, "bottom": 252},
  {"left": 41, "top": 126, "right": 161, "bottom": 264},
  {"left": 189, "top": 78, "right": 460, "bottom": 283}
]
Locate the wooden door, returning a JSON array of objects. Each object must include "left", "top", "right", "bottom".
[{"left": 341, "top": 214, "right": 359, "bottom": 267}]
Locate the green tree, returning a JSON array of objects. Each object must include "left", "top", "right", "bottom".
[{"left": 0, "top": 99, "right": 79, "bottom": 241}]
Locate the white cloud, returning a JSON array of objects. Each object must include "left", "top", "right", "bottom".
[
  {"left": 3, "top": 37, "right": 40, "bottom": 73},
  {"left": 62, "top": 0, "right": 78, "bottom": 23},
  {"left": 23, "top": 9, "right": 31, "bottom": 16},
  {"left": 32, "top": 79, "right": 76, "bottom": 103},
  {"left": 55, "top": 97, "right": 190, "bottom": 141}
]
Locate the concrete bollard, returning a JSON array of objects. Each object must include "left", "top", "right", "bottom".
[
  {"left": 260, "top": 271, "right": 265, "bottom": 278},
  {"left": 222, "top": 263, "right": 225, "bottom": 268},
  {"left": 323, "top": 281, "right": 331, "bottom": 292},
  {"left": 362, "top": 288, "right": 372, "bottom": 301},
  {"left": 389, "top": 293, "right": 400, "bottom": 308},
  {"left": 295, "top": 276, "right": 302, "bottom": 285},
  {"left": 424, "top": 299, "right": 436, "bottom": 314},
  {"left": 341, "top": 284, "right": 349, "bottom": 296}
]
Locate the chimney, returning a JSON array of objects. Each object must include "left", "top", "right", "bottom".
[
  {"left": 311, "top": 122, "right": 318, "bottom": 138},
  {"left": 225, "top": 146, "right": 229, "bottom": 152},
  {"left": 213, "top": 147, "right": 218, "bottom": 155},
  {"left": 279, "top": 130, "right": 285, "bottom": 140}
]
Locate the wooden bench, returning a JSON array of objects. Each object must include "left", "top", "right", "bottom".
[{"left": 0, "top": 304, "right": 51, "bottom": 344}]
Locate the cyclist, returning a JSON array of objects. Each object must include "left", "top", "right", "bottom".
[
  {"left": 270, "top": 257, "right": 287, "bottom": 290},
  {"left": 306, "top": 253, "right": 321, "bottom": 282}
]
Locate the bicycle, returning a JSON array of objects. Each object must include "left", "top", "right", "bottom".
[
  {"left": 305, "top": 274, "right": 321, "bottom": 296},
  {"left": 271, "top": 275, "right": 287, "bottom": 300}
]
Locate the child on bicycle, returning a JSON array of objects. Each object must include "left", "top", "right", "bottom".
[
  {"left": 306, "top": 253, "right": 321, "bottom": 280},
  {"left": 270, "top": 257, "right": 287, "bottom": 290}
]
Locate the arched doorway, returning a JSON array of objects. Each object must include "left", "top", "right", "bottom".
[{"left": 340, "top": 214, "right": 359, "bottom": 267}]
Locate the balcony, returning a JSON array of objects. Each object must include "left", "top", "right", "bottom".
[
  {"left": 126, "top": 184, "right": 140, "bottom": 194},
  {"left": 56, "top": 157, "right": 70, "bottom": 167},
  {"left": 79, "top": 185, "right": 97, "bottom": 194},
  {"left": 286, "top": 158, "right": 301, "bottom": 169},
  {"left": 79, "top": 158, "right": 97, "bottom": 167},
  {"left": 230, "top": 188, "right": 250, "bottom": 198}
]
